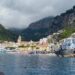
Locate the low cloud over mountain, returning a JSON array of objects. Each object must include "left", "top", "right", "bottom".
[{"left": 0, "top": 0, "right": 75, "bottom": 28}]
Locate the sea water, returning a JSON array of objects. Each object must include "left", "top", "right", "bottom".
[{"left": 0, "top": 53, "right": 75, "bottom": 75}]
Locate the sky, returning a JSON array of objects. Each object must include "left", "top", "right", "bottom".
[{"left": 0, "top": 0, "right": 75, "bottom": 29}]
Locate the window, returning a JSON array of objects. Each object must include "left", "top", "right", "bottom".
[
  {"left": 65, "top": 39, "right": 71, "bottom": 43},
  {"left": 72, "top": 39, "right": 75, "bottom": 44}
]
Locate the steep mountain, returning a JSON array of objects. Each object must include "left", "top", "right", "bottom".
[
  {"left": 21, "top": 5, "right": 75, "bottom": 41},
  {"left": 21, "top": 17, "right": 54, "bottom": 41},
  {"left": 0, "top": 24, "right": 17, "bottom": 41},
  {"left": 9, "top": 28, "right": 23, "bottom": 36},
  {"left": 28, "top": 17, "right": 53, "bottom": 30}
]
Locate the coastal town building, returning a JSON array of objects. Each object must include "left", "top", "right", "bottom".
[{"left": 0, "top": 32, "right": 65, "bottom": 55}]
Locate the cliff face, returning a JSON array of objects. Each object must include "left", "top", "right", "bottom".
[
  {"left": 21, "top": 6, "right": 75, "bottom": 41},
  {"left": 28, "top": 17, "right": 53, "bottom": 30}
]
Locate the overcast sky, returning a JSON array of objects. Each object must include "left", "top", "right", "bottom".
[{"left": 0, "top": 0, "right": 75, "bottom": 29}]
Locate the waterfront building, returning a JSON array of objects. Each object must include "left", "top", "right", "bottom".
[
  {"left": 39, "top": 38, "right": 48, "bottom": 45},
  {"left": 60, "top": 37, "right": 75, "bottom": 55},
  {"left": 61, "top": 37, "right": 75, "bottom": 50}
]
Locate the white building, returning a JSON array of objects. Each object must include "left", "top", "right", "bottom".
[
  {"left": 39, "top": 38, "right": 48, "bottom": 44},
  {"left": 61, "top": 37, "right": 75, "bottom": 50},
  {"left": 17, "top": 35, "right": 22, "bottom": 43}
]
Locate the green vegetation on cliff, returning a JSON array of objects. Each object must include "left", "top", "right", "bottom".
[
  {"left": 59, "top": 28, "right": 75, "bottom": 40},
  {"left": 0, "top": 24, "right": 17, "bottom": 41}
]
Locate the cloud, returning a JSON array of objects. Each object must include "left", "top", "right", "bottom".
[{"left": 0, "top": 0, "right": 75, "bottom": 28}]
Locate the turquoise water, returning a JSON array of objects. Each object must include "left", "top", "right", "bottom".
[{"left": 0, "top": 53, "right": 75, "bottom": 75}]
